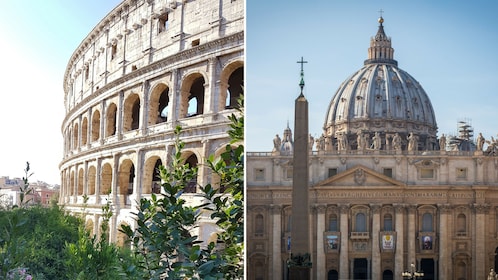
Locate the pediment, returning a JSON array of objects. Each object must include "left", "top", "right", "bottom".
[{"left": 315, "top": 164, "right": 405, "bottom": 187}]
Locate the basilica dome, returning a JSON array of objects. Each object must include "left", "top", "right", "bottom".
[{"left": 323, "top": 17, "right": 438, "bottom": 151}]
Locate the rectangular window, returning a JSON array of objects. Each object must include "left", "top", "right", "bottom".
[
  {"left": 158, "top": 14, "right": 169, "bottom": 33},
  {"left": 285, "top": 167, "right": 293, "bottom": 180},
  {"left": 420, "top": 168, "right": 435, "bottom": 179},
  {"left": 383, "top": 168, "right": 393, "bottom": 178},
  {"left": 111, "top": 45, "right": 117, "bottom": 60},
  {"left": 328, "top": 168, "right": 337, "bottom": 177},
  {"left": 254, "top": 168, "right": 265, "bottom": 181}
]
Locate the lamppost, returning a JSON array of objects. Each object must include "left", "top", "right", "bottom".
[{"left": 402, "top": 263, "right": 424, "bottom": 279}]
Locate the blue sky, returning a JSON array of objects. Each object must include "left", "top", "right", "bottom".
[
  {"left": 0, "top": 1, "right": 121, "bottom": 184},
  {"left": 246, "top": 1, "right": 498, "bottom": 152}
]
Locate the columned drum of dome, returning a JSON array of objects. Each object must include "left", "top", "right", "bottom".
[
  {"left": 324, "top": 17, "right": 437, "bottom": 151},
  {"left": 60, "top": 0, "right": 243, "bottom": 244}
]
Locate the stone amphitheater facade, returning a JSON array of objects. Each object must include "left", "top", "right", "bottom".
[{"left": 60, "top": 0, "right": 244, "bottom": 245}]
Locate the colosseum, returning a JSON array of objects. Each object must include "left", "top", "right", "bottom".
[{"left": 59, "top": 0, "right": 244, "bottom": 245}]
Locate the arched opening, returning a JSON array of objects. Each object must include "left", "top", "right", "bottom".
[
  {"left": 181, "top": 75, "right": 205, "bottom": 118},
  {"left": 91, "top": 110, "right": 100, "bottom": 142},
  {"left": 81, "top": 117, "right": 88, "bottom": 146},
  {"left": 152, "top": 159, "right": 162, "bottom": 194},
  {"left": 382, "top": 270, "right": 393, "bottom": 280},
  {"left": 226, "top": 67, "right": 243, "bottom": 109},
  {"left": 70, "top": 171, "right": 75, "bottom": 196},
  {"left": 106, "top": 103, "right": 117, "bottom": 137},
  {"left": 149, "top": 85, "right": 170, "bottom": 125},
  {"left": 73, "top": 123, "right": 79, "bottom": 149},
  {"left": 77, "top": 168, "right": 84, "bottom": 195},
  {"left": 327, "top": 270, "right": 339, "bottom": 280},
  {"left": 116, "top": 222, "right": 131, "bottom": 249},
  {"left": 85, "top": 219, "right": 94, "bottom": 236},
  {"left": 88, "top": 166, "right": 96, "bottom": 195},
  {"left": 184, "top": 153, "right": 198, "bottom": 193},
  {"left": 100, "top": 163, "right": 112, "bottom": 195},
  {"left": 124, "top": 94, "right": 140, "bottom": 131},
  {"left": 119, "top": 160, "right": 135, "bottom": 196}
]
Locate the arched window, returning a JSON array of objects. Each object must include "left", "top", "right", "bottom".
[
  {"left": 91, "top": 110, "right": 100, "bottom": 141},
  {"left": 184, "top": 154, "right": 198, "bottom": 193},
  {"left": 106, "top": 103, "right": 117, "bottom": 137},
  {"left": 100, "top": 163, "right": 112, "bottom": 195},
  {"left": 383, "top": 214, "right": 393, "bottom": 231},
  {"left": 187, "top": 77, "right": 204, "bottom": 117},
  {"left": 88, "top": 166, "right": 96, "bottom": 195},
  {"left": 422, "top": 213, "right": 433, "bottom": 232},
  {"left": 329, "top": 214, "right": 338, "bottom": 231},
  {"left": 152, "top": 159, "right": 162, "bottom": 194},
  {"left": 226, "top": 67, "right": 243, "bottom": 109},
  {"left": 355, "top": 213, "right": 366, "bottom": 232},
  {"left": 81, "top": 117, "right": 88, "bottom": 146}
]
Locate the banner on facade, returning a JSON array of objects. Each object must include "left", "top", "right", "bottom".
[{"left": 382, "top": 234, "right": 395, "bottom": 250}]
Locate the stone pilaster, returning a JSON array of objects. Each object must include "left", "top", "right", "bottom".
[
  {"left": 371, "top": 204, "right": 381, "bottom": 280},
  {"left": 394, "top": 204, "right": 405, "bottom": 280},
  {"left": 407, "top": 204, "right": 417, "bottom": 266},
  {"left": 473, "top": 203, "right": 489, "bottom": 280},
  {"left": 339, "top": 204, "right": 349, "bottom": 280},
  {"left": 315, "top": 204, "right": 327, "bottom": 279},
  {"left": 438, "top": 204, "right": 450, "bottom": 280},
  {"left": 271, "top": 205, "right": 282, "bottom": 280}
]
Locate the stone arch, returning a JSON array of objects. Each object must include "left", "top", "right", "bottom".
[
  {"left": 73, "top": 122, "right": 79, "bottom": 149},
  {"left": 85, "top": 218, "right": 95, "bottom": 236},
  {"left": 105, "top": 103, "right": 117, "bottom": 137},
  {"left": 116, "top": 221, "right": 131, "bottom": 248},
  {"left": 81, "top": 117, "right": 88, "bottom": 146},
  {"left": 100, "top": 163, "right": 112, "bottom": 195},
  {"left": 208, "top": 143, "right": 239, "bottom": 192},
  {"left": 143, "top": 155, "right": 162, "bottom": 194},
  {"left": 77, "top": 168, "right": 84, "bottom": 195},
  {"left": 118, "top": 159, "right": 135, "bottom": 195},
  {"left": 91, "top": 109, "right": 100, "bottom": 141},
  {"left": 149, "top": 83, "right": 170, "bottom": 125},
  {"left": 88, "top": 165, "right": 96, "bottom": 195},
  {"left": 181, "top": 151, "right": 198, "bottom": 193},
  {"left": 219, "top": 59, "right": 244, "bottom": 110},
  {"left": 70, "top": 170, "right": 75, "bottom": 196},
  {"left": 123, "top": 93, "right": 141, "bottom": 131},
  {"left": 180, "top": 72, "right": 207, "bottom": 118}
]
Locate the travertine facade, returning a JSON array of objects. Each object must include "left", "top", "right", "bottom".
[
  {"left": 60, "top": 0, "right": 243, "bottom": 245},
  {"left": 247, "top": 18, "right": 498, "bottom": 280}
]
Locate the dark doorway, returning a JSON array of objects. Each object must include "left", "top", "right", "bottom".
[
  {"left": 421, "top": 258, "right": 435, "bottom": 280},
  {"left": 327, "top": 269, "right": 338, "bottom": 280},
  {"left": 383, "top": 270, "right": 393, "bottom": 280},
  {"left": 353, "top": 258, "right": 368, "bottom": 279}
]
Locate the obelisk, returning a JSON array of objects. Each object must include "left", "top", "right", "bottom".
[{"left": 289, "top": 57, "right": 311, "bottom": 280}]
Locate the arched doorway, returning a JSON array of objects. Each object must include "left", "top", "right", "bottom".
[
  {"left": 383, "top": 269, "right": 393, "bottom": 280},
  {"left": 353, "top": 258, "right": 368, "bottom": 279}
]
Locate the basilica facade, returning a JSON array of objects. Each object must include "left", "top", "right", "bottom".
[{"left": 247, "top": 17, "right": 498, "bottom": 280}]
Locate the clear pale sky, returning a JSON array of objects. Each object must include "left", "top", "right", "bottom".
[
  {"left": 246, "top": 1, "right": 498, "bottom": 152},
  {"left": 0, "top": 1, "right": 121, "bottom": 184}
]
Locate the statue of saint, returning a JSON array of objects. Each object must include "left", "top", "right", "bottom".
[
  {"left": 477, "top": 133, "right": 485, "bottom": 151},
  {"left": 357, "top": 131, "right": 365, "bottom": 150},
  {"left": 338, "top": 133, "right": 348, "bottom": 151},
  {"left": 407, "top": 132, "right": 418, "bottom": 152},
  {"left": 392, "top": 133, "right": 402, "bottom": 151},
  {"left": 273, "top": 134, "right": 281, "bottom": 152},
  {"left": 439, "top": 134, "right": 446, "bottom": 151},
  {"left": 308, "top": 134, "right": 314, "bottom": 151},
  {"left": 372, "top": 132, "right": 381, "bottom": 150}
]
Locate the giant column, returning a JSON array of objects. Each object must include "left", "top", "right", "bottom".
[{"left": 289, "top": 57, "right": 311, "bottom": 280}]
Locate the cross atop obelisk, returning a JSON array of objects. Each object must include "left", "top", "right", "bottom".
[{"left": 297, "top": 57, "right": 308, "bottom": 93}]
